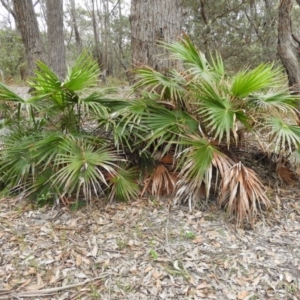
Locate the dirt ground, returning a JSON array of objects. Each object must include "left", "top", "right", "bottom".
[{"left": 0, "top": 187, "right": 300, "bottom": 300}]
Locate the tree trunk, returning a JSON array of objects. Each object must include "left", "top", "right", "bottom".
[
  {"left": 90, "top": 0, "right": 102, "bottom": 76},
  {"left": 69, "top": 0, "right": 82, "bottom": 54},
  {"left": 130, "top": 0, "right": 183, "bottom": 72},
  {"left": 277, "top": 0, "right": 300, "bottom": 96},
  {"left": 46, "top": 0, "right": 66, "bottom": 79},
  {"left": 12, "top": 0, "right": 46, "bottom": 77}
]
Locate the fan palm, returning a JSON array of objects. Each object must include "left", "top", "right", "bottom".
[
  {"left": 0, "top": 52, "right": 136, "bottom": 204},
  {"left": 133, "top": 35, "right": 300, "bottom": 224}
]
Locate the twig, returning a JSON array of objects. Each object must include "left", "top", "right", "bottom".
[{"left": 0, "top": 274, "right": 109, "bottom": 299}]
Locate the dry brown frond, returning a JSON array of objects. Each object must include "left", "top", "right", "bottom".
[
  {"left": 141, "top": 164, "right": 178, "bottom": 197},
  {"left": 276, "top": 163, "right": 298, "bottom": 185},
  {"left": 219, "top": 162, "right": 271, "bottom": 226},
  {"left": 174, "top": 150, "right": 233, "bottom": 210},
  {"left": 160, "top": 153, "right": 174, "bottom": 165}
]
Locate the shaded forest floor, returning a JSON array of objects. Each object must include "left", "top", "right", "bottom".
[{"left": 0, "top": 86, "right": 300, "bottom": 299}]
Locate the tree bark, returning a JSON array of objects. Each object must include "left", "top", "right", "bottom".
[
  {"left": 90, "top": 0, "right": 103, "bottom": 75},
  {"left": 277, "top": 0, "right": 300, "bottom": 95},
  {"left": 130, "top": 0, "right": 183, "bottom": 72},
  {"left": 46, "top": 0, "right": 66, "bottom": 79},
  {"left": 69, "top": 0, "right": 82, "bottom": 54},
  {"left": 12, "top": 0, "right": 46, "bottom": 77}
]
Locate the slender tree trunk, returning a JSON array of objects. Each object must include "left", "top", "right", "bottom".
[
  {"left": 70, "top": 0, "right": 82, "bottom": 54},
  {"left": 90, "top": 0, "right": 102, "bottom": 75},
  {"left": 130, "top": 0, "right": 183, "bottom": 72},
  {"left": 12, "top": 0, "right": 46, "bottom": 77},
  {"left": 102, "top": 0, "right": 109, "bottom": 75},
  {"left": 277, "top": 0, "right": 300, "bottom": 96},
  {"left": 46, "top": 0, "right": 66, "bottom": 79}
]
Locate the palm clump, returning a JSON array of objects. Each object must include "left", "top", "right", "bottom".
[
  {"left": 131, "top": 35, "right": 300, "bottom": 225},
  {"left": 0, "top": 52, "right": 139, "bottom": 206},
  {"left": 0, "top": 37, "right": 299, "bottom": 226}
]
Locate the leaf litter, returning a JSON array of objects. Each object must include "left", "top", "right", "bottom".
[{"left": 0, "top": 189, "right": 300, "bottom": 300}]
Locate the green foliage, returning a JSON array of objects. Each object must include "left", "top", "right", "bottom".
[
  {"left": 0, "top": 52, "right": 137, "bottom": 204},
  {"left": 133, "top": 35, "right": 300, "bottom": 224},
  {"left": 0, "top": 29, "right": 25, "bottom": 78},
  {"left": 0, "top": 36, "right": 299, "bottom": 227}
]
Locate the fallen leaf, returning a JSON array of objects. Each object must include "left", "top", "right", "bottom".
[
  {"left": 75, "top": 254, "right": 82, "bottom": 266},
  {"left": 237, "top": 290, "right": 249, "bottom": 299},
  {"left": 152, "top": 270, "right": 161, "bottom": 279},
  {"left": 75, "top": 272, "right": 87, "bottom": 279},
  {"left": 196, "top": 282, "right": 210, "bottom": 289},
  {"left": 285, "top": 272, "right": 293, "bottom": 283}
]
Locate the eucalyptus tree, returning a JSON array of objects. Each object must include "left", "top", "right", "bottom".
[
  {"left": 183, "top": 0, "right": 278, "bottom": 71},
  {"left": 46, "top": 0, "right": 66, "bottom": 79},
  {"left": 278, "top": 0, "right": 300, "bottom": 99},
  {"left": 130, "top": 0, "right": 183, "bottom": 73},
  {"left": 12, "top": 0, "right": 46, "bottom": 77}
]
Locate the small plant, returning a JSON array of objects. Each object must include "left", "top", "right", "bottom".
[
  {"left": 37, "top": 192, "right": 54, "bottom": 207},
  {"left": 149, "top": 249, "right": 158, "bottom": 260},
  {"left": 185, "top": 231, "right": 196, "bottom": 240}
]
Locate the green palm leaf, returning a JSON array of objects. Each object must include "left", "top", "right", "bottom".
[
  {"left": 0, "top": 81, "right": 25, "bottom": 103},
  {"left": 267, "top": 117, "right": 300, "bottom": 153},
  {"left": 0, "top": 132, "right": 38, "bottom": 188},
  {"left": 53, "top": 135, "right": 118, "bottom": 201},
  {"left": 231, "top": 64, "right": 281, "bottom": 98},
  {"left": 108, "top": 165, "right": 139, "bottom": 202},
  {"left": 162, "top": 34, "right": 216, "bottom": 82},
  {"left": 197, "top": 81, "right": 247, "bottom": 143},
  {"left": 247, "top": 90, "right": 299, "bottom": 114},
  {"left": 79, "top": 92, "right": 109, "bottom": 118},
  {"left": 177, "top": 136, "right": 217, "bottom": 189},
  {"left": 134, "top": 66, "right": 186, "bottom": 107},
  {"left": 63, "top": 51, "right": 100, "bottom": 91}
]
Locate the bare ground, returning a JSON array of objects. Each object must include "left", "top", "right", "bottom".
[{"left": 0, "top": 188, "right": 300, "bottom": 300}]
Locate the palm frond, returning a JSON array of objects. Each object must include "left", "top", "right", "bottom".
[
  {"left": 143, "top": 105, "right": 198, "bottom": 147},
  {"left": 267, "top": 117, "right": 300, "bottom": 153},
  {"left": 162, "top": 34, "right": 217, "bottom": 82},
  {"left": 141, "top": 164, "right": 178, "bottom": 197},
  {"left": 63, "top": 51, "right": 100, "bottom": 91},
  {"left": 176, "top": 136, "right": 218, "bottom": 192},
  {"left": 79, "top": 92, "right": 109, "bottom": 118},
  {"left": 197, "top": 81, "right": 247, "bottom": 143},
  {"left": 174, "top": 138, "right": 233, "bottom": 210},
  {"left": 107, "top": 164, "right": 140, "bottom": 202},
  {"left": 0, "top": 81, "right": 26, "bottom": 103},
  {"left": 247, "top": 90, "right": 299, "bottom": 115},
  {"left": 219, "top": 162, "right": 271, "bottom": 226},
  {"left": 53, "top": 135, "right": 118, "bottom": 202},
  {"left": 134, "top": 66, "right": 186, "bottom": 107},
  {"left": 231, "top": 64, "right": 282, "bottom": 98},
  {"left": 209, "top": 51, "right": 225, "bottom": 78},
  {"left": 0, "top": 132, "right": 38, "bottom": 188}
]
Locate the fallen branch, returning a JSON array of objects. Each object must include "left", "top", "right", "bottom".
[{"left": 0, "top": 274, "right": 109, "bottom": 299}]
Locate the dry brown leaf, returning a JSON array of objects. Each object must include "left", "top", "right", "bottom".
[
  {"left": 144, "top": 266, "right": 153, "bottom": 273},
  {"left": 196, "top": 282, "right": 211, "bottom": 289},
  {"left": 285, "top": 272, "right": 293, "bottom": 283},
  {"left": 192, "top": 236, "right": 203, "bottom": 244},
  {"left": 152, "top": 270, "right": 161, "bottom": 279},
  {"left": 219, "top": 162, "right": 271, "bottom": 226},
  {"left": 237, "top": 290, "right": 249, "bottom": 299},
  {"left": 75, "top": 254, "right": 82, "bottom": 266},
  {"left": 156, "top": 278, "right": 161, "bottom": 289}
]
